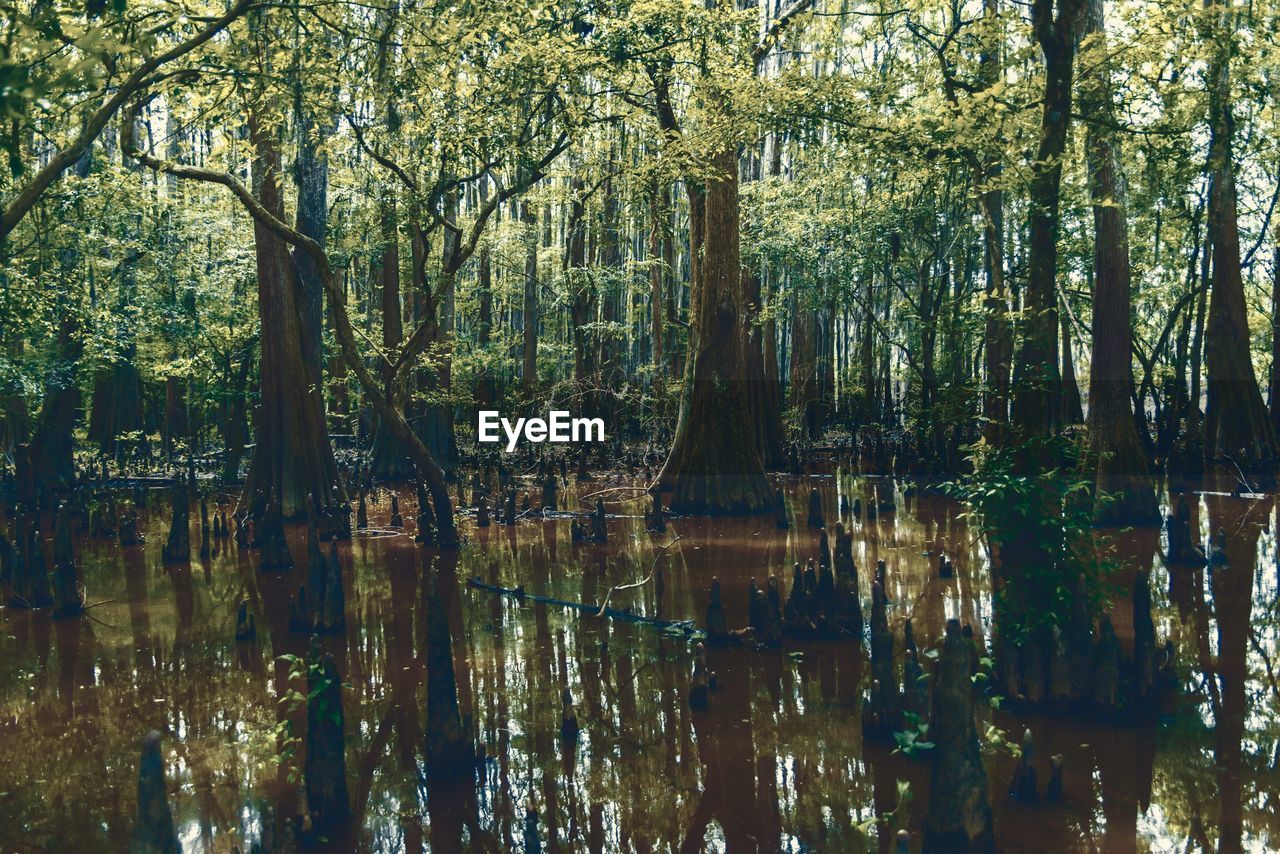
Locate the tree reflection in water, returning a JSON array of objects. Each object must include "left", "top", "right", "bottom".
[{"left": 0, "top": 474, "right": 1276, "bottom": 851}]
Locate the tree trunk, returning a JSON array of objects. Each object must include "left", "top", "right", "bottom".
[
  {"left": 370, "top": 192, "right": 415, "bottom": 479},
  {"left": 789, "top": 300, "right": 819, "bottom": 437},
  {"left": 1271, "top": 244, "right": 1280, "bottom": 436},
  {"left": 416, "top": 188, "right": 458, "bottom": 477},
  {"left": 658, "top": 146, "right": 773, "bottom": 514},
  {"left": 521, "top": 200, "right": 538, "bottom": 396},
  {"left": 744, "top": 266, "right": 785, "bottom": 465},
  {"left": 221, "top": 349, "right": 252, "bottom": 484},
  {"left": 1012, "top": 0, "right": 1082, "bottom": 437},
  {"left": 980, "top": 0, "right": 1012, "bottom": 448},
  {"left": 240, "top": 113, "right": 343, "bottom": 518},
  {"left": 567, "top": 177, "right": 595, "bottom": 401},
  {"left": 649, "top": 180, "right": 666, "bottom": 392},
  {"left": 1060, "top": 313, "right": 1083, "bottom": 425},
  {"left": 475, "top": 183, "right": 496, "bottom": 409},
  {"left": 1078, "top": 0, "right": 1158, "bottom": 522},
  {"left": 1202, "top": 0, "right": 1279, "bottom": 478},
  {"left": 29, "top": 303, "right": 81, "bottom": 505}
]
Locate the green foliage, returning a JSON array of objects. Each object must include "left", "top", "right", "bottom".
[
  {"left": 892, "top": 712, "right": 935, "bottom": 758},
  {"left": 946, "top": 434, "right": 1119, "bottom": 641}
]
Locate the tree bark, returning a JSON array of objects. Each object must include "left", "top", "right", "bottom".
[
  {"left": 1078, "top": 0, "right": 1158, "bottom": 522},
  {"left": 980, "top": 0, "right": 1012, "bottom": 448},
  {"left": 658, "top": 146, "right": 773, "bottom": 514},
  {"left": 1012, "top": 0, "right": 1083, "bottom": 437},
  {"left": 1060, "top": 313, "right": 1083, "bottom": 425},
  {"left": 1202, "top": 0, "right": 1279, "bottom": 478},
  {"left": 124, "top": 110, "right": 458, "bottom": 545},
  {"left": 240, "top": 113, "right": 343, "bottom": 518},
  {"left": 370, "top": 191, "right": 415, "bottom": 479},
  {"left": 521, "top": 200, "right": 539, "bottom": 395}
]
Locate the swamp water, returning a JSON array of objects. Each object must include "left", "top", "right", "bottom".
[{"left": 0, "top": 473, "right": 1277, "bottom": 852}]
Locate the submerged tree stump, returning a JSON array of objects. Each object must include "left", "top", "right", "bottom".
[
  {"left": 198, "top": 495, "right": 210, "bottom": 558},
  {"left": 807, "top": 488, "right": 824, "bottom": 528},
  {"left": 129, "top": 731, "right": 179, "bottom": 854},
  {"left": 52, "top": 502, "right": 83, "bottom": 618},
  {"left": 424, "top": 566, "right": 473, "bottom": 776},
  {"left": 645, "top": 491, "right": 665, "bottom": 532},
  {"left": 235, "top": 599, "right": 256, "bottom": 642},
  {"left": 923, "top": 619, "right": 994, "bottom": 853},
  {"left": 1133, "top": 569, "right": 1156, "bottom": 699},
  {"left": 356, "top": 490, "right": 368, "bottom": 529},
  {"left": 1068, "top": 573, "right": 1093, "bottom": 702},
  {"left": 1092, "top": 615, "right": 1120, "bottom": 712},
  {"left": 256, "top": 490, "right": 292, "bottom": 571},
  {"left": 25, "top": 528, "right": 54, "bottom": 608},
  {"left": 866, "top": 578, "right": 898, "bottom": 736},
  {"left": 161, "top": 483, "right": 190, "bottom": 564},
  {"left": 305, "top": 637, "right": 351, "bottom": 835},
  {"left": 783, "top": 562, "right": 806, "bottom": 627},
  {"left": 541, "top": 472, "right": 558, "bottom": 511}
]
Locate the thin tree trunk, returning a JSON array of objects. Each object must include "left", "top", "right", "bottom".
[
  {"left": 522, "top": 200, "right": 538, "bottom": 395},
  {"left": 1060, "top": 313, "right": 1083, "bottom": 425},
  {"left": 1012, "top": 0, "right": 1083, "bottom": 437}
]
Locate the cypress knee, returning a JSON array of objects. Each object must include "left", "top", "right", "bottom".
[
  {"left": 27, "top": 529, "right": 54, "bottom": 608},
  {"left": 1007, "top": 728, "right": 1038, "bottom": 802},
  {"left": 807, "top": 488, "right": 824, "bottom": 528},
  {"left": 705, "top": 577, "right": 729, "bottom": 643}
]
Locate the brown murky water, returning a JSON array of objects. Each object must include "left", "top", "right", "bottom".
[{"left": 1, "top": 471, "right": 1277, "bottom": 852}]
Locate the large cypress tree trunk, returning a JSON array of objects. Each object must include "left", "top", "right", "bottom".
[
  {"left": 996, "top": 0, "right": 1084, "bottom": 677},
  {"left": 240, "top": 113, "right": 343, "bottom": 518},
  {"left": 1078, "top": 0, "right": 1158, "bottom": 522},
  {"left": 1202, "top": 0, "right": 1279, "bottom": 478},
  {"left": 658, "top": 147, "right": 772, "bottom": 514},
  {"left": 89, "top": 119, "right": 146, "bottom": 459}
]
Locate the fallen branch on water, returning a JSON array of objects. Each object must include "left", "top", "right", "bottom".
[
  {"left": 596, "top": 535, "right": 682, "bottom": 616},
  {"left": 466, "top": 574, "right": 700, "bottom": 638}
]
